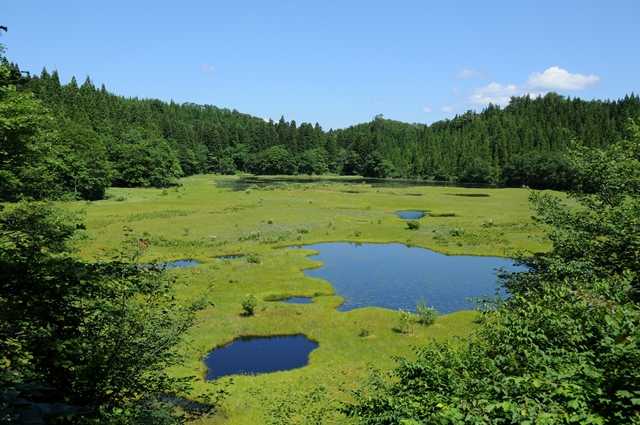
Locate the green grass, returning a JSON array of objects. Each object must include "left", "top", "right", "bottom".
[{"left": 66, "top": 175, "right": 549, "bottom": 424}]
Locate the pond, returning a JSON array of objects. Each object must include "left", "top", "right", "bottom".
[
  {"left": 216, "top": 176, "right": 497, "bottom": 191},
  {"left": 281, "top": 296, "right": 314, "bottom": 304},
  {"left": 142, "top": 259, "right": 201, "bottom": 270},
  {"left": 204, "top": 335, "right": 318, "bottom": 380},
  {"left": 396, "top": 210, "right": 427, "bottom": 220},
  {"left": 295, "top": 243, "right": 524, "bottom": 313}
]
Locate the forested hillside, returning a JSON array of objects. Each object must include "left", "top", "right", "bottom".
[
  {"left": 25, "top": 70, "right": 337, "bottom": 176},
  {"left": 3, "top": 52, "right": 640, "bottom": 201},
  {"left": 336, "top": 95, "right": 640, "bottom": 186}
]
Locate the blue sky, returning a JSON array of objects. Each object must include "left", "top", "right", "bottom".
[{"left": 3, "top": 1, "right": 639, "bottom": 129}]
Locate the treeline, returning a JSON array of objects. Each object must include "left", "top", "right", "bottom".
[
  {"left": 2, "top": 51, "right": 640, "bottom": 201},
  {"left": 336, "top": 95, "right": 640, "bottom": 187},
  {"left": 2, "top": 60, "right": 344, "bottom": 201},
  {"left": 24, "top": 68, "right": 342, "bottom": 182},
  {"left": 28, "top": 67, "right": 640, "bottom": 188}
]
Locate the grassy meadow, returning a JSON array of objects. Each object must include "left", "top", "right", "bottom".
[{"left": 65, "top": 175, "right": 549, "bottom": 424}]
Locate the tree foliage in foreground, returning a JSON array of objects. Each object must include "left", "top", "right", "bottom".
[
  {"left": 346, "top": 122, "right": 640, "bottom": 424},
  {"left": 0, "top": 203, "right": 215, "bottom": 424}
]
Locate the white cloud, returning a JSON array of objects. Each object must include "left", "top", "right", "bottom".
[
  {"left": 200, "top": 63, "right": 215, "bottom": 74},
  {"left": 441, "top": 105, "right": 454, "bottom": 113},
  {"left": 527, "top": 66, "right": 599, "bottom": 90},
  {"left": 457, "top": 68, "right": 480, "bottom": 80},
  {"left": 423, "top": 106, "right": 432, "bottom": 113},
  {"left": 469, "top": 82, "right": 520, "bottom": 106},
  {"left": 464, "top": 66, "right": 598, "bottom": 109}
]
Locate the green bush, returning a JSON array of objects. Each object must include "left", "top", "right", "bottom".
[
  {"left": 449, "top": 227, "right": 464, "bottom": 236},
  {"left": 415, "top": 301, "right": 438, "bottom": 325},
  {"left": 393, "top": 310, "right": 413, "bottom": 334},
  {"left": 406, "top": 220, "right": 420, "bottom": 230},
  {"left": 246, "top": 253, "right": 260, "bottom": 264},
  {"left": 241, "top": 294, "right": 258, "bottom": 316}
]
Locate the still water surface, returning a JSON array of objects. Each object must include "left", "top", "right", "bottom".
[
  {"left": 281, "top": 296, "right": 314, "bottom": 304},
  {"left": 396, "top": 210, "right": 427, "bottom": 219},
  {"left": 296, "top": 242, "right": 523, "bottom": 313},
  {"left": 204, "top": 335, "right": 318, "bottom": 380}
]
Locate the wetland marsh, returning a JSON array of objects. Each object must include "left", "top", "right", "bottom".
[{"left": 71, "top": 174, "right": 547, "bottom": 424}]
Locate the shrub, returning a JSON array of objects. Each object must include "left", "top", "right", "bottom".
[
  {"left": 393, "top": 310, "right": 413, "bottom": 334},
  {"left": 449, "top": 227, "right": 464, "bottom": 236},
  {"left": 246, "top": 253, "right": 260, "bottom": 264},
  {"left": 481, "top": 218, "right": 494, "bottom": 227},
  {"left": 239, "top": 231, "right": 261, "bottom": 241},
  {"left": 416, "top": 300, "right": 438, "bottom": 325},
  {"left": 406, "top": 220, "right": 420, "bottom": 230},
  {"left": 241, "top": 294, "right": 257, "bottom": 316}
]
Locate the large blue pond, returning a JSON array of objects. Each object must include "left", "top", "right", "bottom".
[
  {"left": 204, "top": 335, "right": 318, "bottom": 380},
  {"left": 296, "top": 242, "right": 523, "bottom": 313}
]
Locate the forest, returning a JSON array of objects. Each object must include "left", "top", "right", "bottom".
[{"left": 2, "top": 53, "right": 640, "bottom": 203}]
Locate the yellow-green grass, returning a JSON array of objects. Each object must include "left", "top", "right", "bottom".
[{"left": 63, "top": 175, "right": 550, "bottom": 424}]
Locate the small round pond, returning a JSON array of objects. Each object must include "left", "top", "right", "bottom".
[
  {"left": 396, "top": 210, "right": 427, "bottom": 220},
  {"left": 204, "top": 335, "right": 318, "bottom": 380},
  {"left": 294, "top": 243, "right": 525, "bottom": 313}
]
